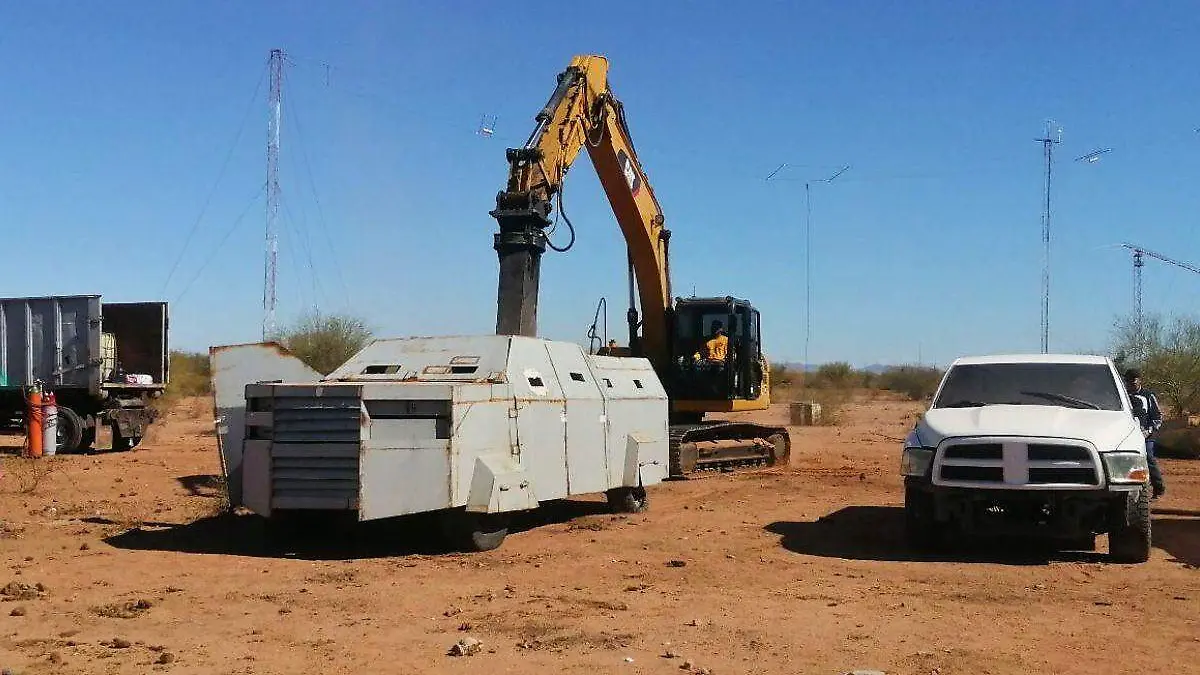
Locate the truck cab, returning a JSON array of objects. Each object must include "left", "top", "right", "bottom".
[{"left": 901, "top": 353, "right": 1153, "bottom": 562}]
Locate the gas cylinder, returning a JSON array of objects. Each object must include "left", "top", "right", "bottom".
[
  {"left": 27, "top": 387, "right": 43, "bottom": 459},
  {"left": 42, "top": 391, "right": 58, "bottom": 456}
]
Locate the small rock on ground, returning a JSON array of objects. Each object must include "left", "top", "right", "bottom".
[{"left": 448, "top": 637, "right": 482, "bottom": 657}]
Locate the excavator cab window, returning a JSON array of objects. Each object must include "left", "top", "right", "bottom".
[{"left": 669, "top": 299, "right": 763, "bottom": 401}]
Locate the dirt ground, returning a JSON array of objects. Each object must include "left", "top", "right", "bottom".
[{"left": 0, "top": 395, "right": 1196, "bottom": 675}]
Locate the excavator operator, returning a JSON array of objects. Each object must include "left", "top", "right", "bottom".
[{"left": 705, "top": 320, "right": 729, "bottom": 364}]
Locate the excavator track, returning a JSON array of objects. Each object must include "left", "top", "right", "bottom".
[{"left": 667, "top": 421, "right": 791, "bottom": 479}]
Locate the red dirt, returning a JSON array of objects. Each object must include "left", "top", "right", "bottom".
[{"left": 0, "top": 395, "right": 1196, "bottom": 674}]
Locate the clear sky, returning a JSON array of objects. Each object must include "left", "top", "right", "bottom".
[{"left": 2, "top": 1, "right": 1198, "bottom": 367}]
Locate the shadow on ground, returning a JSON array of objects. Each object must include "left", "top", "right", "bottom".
[
  {"left": 176, "top": 474, "right": 224, "bottom": 498},
  {"left": 765, "top": 506, "right": 1111, "bottom": 565},
  {"left": 1153, "top": 515, "right": 1200, "bottom": 568},
  {"left": 104, "top": 498, "right": 613, "bottom": 561}
]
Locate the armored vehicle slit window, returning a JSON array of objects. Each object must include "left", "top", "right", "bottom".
[
  {"left": 570, "top": 372, "right": 586, "bottom": 382},
  {"left": 361, "top": 364, "right": 402, "bottom": 375}
]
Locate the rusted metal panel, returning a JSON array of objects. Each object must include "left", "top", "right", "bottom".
[
  {"left": 209, "top": 342, "right": 321, "bottom": 508},
  {"left": 509, "top": 337, "right": 568, "bottom": 502},
  {"left": 545, "top": 340, "right": 608, "bottom": 495},
  {"left": 326, "top": 335, "right": 511, "bottom": 384},
  {"left": 0, "top": 295, "right": 101, "bottom": 391},
  {"left": 359, "top": 440, "right": 452, "bottom": 520},
  {"left": 448, "top": 392, "right": 513, "bottom": 507},
  {"left": 586, "top": 354, "right": 670, "bottom": 487}
]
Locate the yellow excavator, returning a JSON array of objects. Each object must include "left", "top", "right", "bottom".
[{"left": 490, "top": 54, "right": 791, "bottom": 477}]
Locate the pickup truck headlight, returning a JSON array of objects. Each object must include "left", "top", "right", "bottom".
[
  {"left": 901, "top": 447, "right": 934, "bottom": 477},
  {"left": 1102, "top": 452, "right": 1149, "bottom": 484}
]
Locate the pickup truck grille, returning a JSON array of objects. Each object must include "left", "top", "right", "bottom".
[{"left": 935, "top": 439, "right": 1101, "bottom": 488}]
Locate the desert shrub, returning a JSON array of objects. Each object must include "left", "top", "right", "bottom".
[
  {"left": 878, "top": 365, "right": 943, "bottom": 401},
  {"left": 809, "top": 361, "right": 856, "bottom": 390},
  {"left": 271, "top": 311, "right": 374, "bottom": 376},
  {"left": 1112, "top": 312, "right": 1200, "bottom": 418},
  {"left": 166, "top": 350, "right": 211, "bottom": 397},
  {"left": 771, "top": 363, "right": 796, "bottom": 387}
]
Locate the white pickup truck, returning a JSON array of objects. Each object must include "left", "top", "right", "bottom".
[{"left": 901, "top": 354, "right": 1152, "bottom": 563}]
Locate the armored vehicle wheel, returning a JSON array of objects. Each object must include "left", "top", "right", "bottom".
[
  {"left": 606, "top": 486, "right": 648, "bottom": 514},
  {"left": 441, "top": 509, "right": 509, "bottom": 552},
  {"left": 1109, "top": 487, "right": 1151, "bottom": 564}
]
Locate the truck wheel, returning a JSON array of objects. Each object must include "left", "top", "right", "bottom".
[
  {"left": 606, "top": 486, "right": 649, "bottom": 514},
  {"left": 904, "top": 484, "right": 940, "bottom": 550},
  {"left": 440, "top": 509, "right": 508, "bottom": 552},
  {"left": 1109, "top": 487, "right": 1152, "bottom": 564},
  {"left": 55, "top": 406, "right": 85, "bottom": 454},
  {"left": 766, "top": 433, "right": 791, "bottom": 467}
]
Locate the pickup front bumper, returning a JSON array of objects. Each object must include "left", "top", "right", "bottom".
[{"left": 906, "top": 476, "right": 1145, "bottom": 538}]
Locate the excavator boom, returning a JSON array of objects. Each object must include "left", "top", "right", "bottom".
[
  {"left": 491, "top": 56, "right": 671, "bottom": 368},
  {"left": 490, "top": 55, "right": 791, "bottom": 477}
]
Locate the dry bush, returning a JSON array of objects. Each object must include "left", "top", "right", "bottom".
[
  {"left": 154, "top": 350, "right": 212, "bottom": 417},
  {"left": 2, "top": 456, "right": 58, "bottom": 495},
  {"left": 784, "top": 386, "right": 852, "bottom": 426},
  {"left": 168, "top": 351, "right": 211, "bottom": 396},
  {"left": 270, "top": 310, "right": 374, "bottom": 376},
  {"left": 1113, "top": 312, "right": 1200, "bottom": 418},
  {"left": 877, "top": 365, "right": 943, "bottom": 401}
]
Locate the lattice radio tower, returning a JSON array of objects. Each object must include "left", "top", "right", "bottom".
[
  {"left": 1036, "top": 120, "right": 1062, "bottom": 353},
  {"left": 263, "top": 48, "right": 283, "bottom": 340}
]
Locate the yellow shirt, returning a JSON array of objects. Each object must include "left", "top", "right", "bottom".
[{"left": 705, "top": 334, "right": 729, "bottom": 361}]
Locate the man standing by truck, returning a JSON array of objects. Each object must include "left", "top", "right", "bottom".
[{"left": 1124, "top": 368, "right": 1166, "bottom": 499}]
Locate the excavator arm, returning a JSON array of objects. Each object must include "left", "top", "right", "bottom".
[{"left": 491, "top": 55, "right": 672, "bottom": 368}]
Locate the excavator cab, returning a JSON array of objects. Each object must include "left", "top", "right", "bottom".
[{"left": 667, "top": 297, "right": 764, "bottom": 403}]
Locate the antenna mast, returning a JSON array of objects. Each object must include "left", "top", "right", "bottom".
[
  {"left": 263, "top": 48, "right": 283, "bottom": 340},
  {"left": 1036, "top": 120, "right": 1061, "bottom": 353}
]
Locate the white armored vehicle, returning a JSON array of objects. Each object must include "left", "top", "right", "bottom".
[{"left": 211, "top": 335, "right": 670, "bottom": 551}]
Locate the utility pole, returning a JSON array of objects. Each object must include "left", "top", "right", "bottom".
[
  {"left": 1036, "top": 120, "right": 1061, "bottom": 354},
  {"left": 802, "top": 165, "right": 849, "bottom": 369},
  {"left": 763, "top": 162, "right": 848, "bottom": 369},
  {"left": 264, "top": 48, "right": 283, "bottom": 340}
]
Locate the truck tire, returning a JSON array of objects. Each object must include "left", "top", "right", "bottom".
[
  {"left": 440, "top": 508, "right": 508, "bottom": 552},
  {"left": 606, "top": 486, "right": 649, "bottom": 514},
  {"left": 1109, "top": 487, "right": 1152, "bottom": 564},
  {"left": 55, "top": 406, "right": 85, "bottom": 454},
  {"left": 904, "top": 484, "right": 940, "bottom": 550}
]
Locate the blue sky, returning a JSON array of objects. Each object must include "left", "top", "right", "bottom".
[{"left": 2, "top": 1, "right": 1198, "bottom": 367}]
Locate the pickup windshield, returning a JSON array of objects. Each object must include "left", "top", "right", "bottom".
[{"left": 933, "top": 363, "right": 1124, "bottom": 411}]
